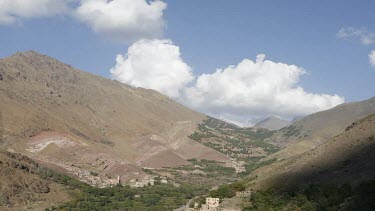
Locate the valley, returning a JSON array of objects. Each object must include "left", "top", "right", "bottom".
[
  {"left": 0, "top": 51, "right": 284, "bottom": 210},
  {"left": 1, "top": 51, "right": 375, "bottom": 210}
]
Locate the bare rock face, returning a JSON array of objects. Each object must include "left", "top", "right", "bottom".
[{"left": 0, "top": 51, "right": 229, "bottom": 186}]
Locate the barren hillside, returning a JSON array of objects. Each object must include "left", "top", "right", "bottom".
[{"left": 0, "top": 51, "right": 229, "bottom": 185}]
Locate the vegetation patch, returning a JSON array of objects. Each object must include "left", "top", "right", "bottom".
[
  {"left": 189, "top": 117, "right": 280, "bottom": 160},
  {"left": 156, "top": 159, "right": 237, "bottom": 188},
  {"left": 244, "top": 181, "right": 375, "bottom": 211},
  {"left": 51, "top": 183, "right": 205, "bottom": 211}
]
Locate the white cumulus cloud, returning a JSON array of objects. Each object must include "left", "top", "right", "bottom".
[
  {"left": 0, "top": 0, "right": 167, "bottom": 42},
  {"left": 110, "top": 39, "right": 194, "bottom": 98},
  {"left": 181, "top": 54, "right": 344, "bottom": 125},
  {"left": 370, "top": 50, "right": 375, "bottom": 67},
  {"left": 75, "top": 0, "right": 167, "bottom": 43},
  {"left": 0, "top": 0, "right": 70, "bottom": 24},
  {"left": 110, "top": 42, "right": 345, "bottom": 126},
  {"left": 337, "top": 27, "right": 375, "bottom": 45}
]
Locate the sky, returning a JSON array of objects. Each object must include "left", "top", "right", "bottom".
[{"left": 0, "top": 0, "right": 374, "bottom": 125}]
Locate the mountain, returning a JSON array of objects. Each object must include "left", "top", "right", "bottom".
[
  {"left": 0, "top": 51, "right": 229, "bottom": 186},
  {"left": 264, "top": 97, "right": 375, "bottom": 160},
  {"left": 253, "top": 113, "right": 375, "bottom": 189},
  {"left": 253, "top": 116, "right": 290, "bottom": 131}
]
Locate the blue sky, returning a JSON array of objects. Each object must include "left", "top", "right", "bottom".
[
  {"left": 1, "top": 0, "right": 374, "bottom": 124},
  {"left": 165, "top": 0, "right": 375, "bottom": 101}
]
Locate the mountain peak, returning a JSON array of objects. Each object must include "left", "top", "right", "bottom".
[
  {"left": 265, "top": 116, "right": 281, "bottom": 121},
  {"left": 1, "top": 50, "right": 77, "bottom": 76},
  {"left": 10, "top": 50, "right": 47, "bottom": 59},
  {"left": 5, "top": 50, "right": 66, "bottom": 66},
  {"left": 253, "top": 116, "right": 290, "bottom": 131}
]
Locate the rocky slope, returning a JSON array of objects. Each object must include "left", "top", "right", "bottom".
[
  {"left": 0, "top": 151, "right": 72, "bottom": 210},
  {"left": 0, "top": 51, "right": 229, "bottom": 186}
]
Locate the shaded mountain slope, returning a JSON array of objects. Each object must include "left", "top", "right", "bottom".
[
  {"left": 0, "top": 51, "right": 229, "bottom": 185},
  {"left": 252, "top": 114, "right": 375, "bottom": 189},
  {"left": 265, "top": 97, "right": 375, "bottom": 161}
]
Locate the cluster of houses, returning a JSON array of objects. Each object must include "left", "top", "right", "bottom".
[
  {"left": 128, "top": 175, "right": 168, "bottom": 188},
  {"left": 78, "top": 172, "right": 120, "bottom": 188},
  {"left": 73, "top": 166, "right": 169, "bottom": 188}
]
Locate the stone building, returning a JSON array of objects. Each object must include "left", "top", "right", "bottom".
[
  {"left": 128, "top": 175, "right": 156, "bottom": 188},
  {"left": 200, "top": 197, "right": 220, "bottom": 210},
  {"left": 206, "top": 197, "right": 219, "bottom": 208}
]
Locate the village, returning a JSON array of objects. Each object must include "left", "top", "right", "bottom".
[{"left": 58, "top": 162, "right": 170, "bottom": 188}]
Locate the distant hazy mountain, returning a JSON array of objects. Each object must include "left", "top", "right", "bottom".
[
  {"left": 0, "top": 51, "right": 229, "bottom": 185},
  {"left": 253, "top": 116, "right": 290, "bottom": 131}
]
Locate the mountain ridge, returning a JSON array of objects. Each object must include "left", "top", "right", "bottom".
[{"left": 0, "top": 51, "right": 230, "bottom": 186}]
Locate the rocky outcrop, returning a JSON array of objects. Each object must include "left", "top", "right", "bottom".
[{"left": 0, "top": 151, "right": 71, "bottom": 208}]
